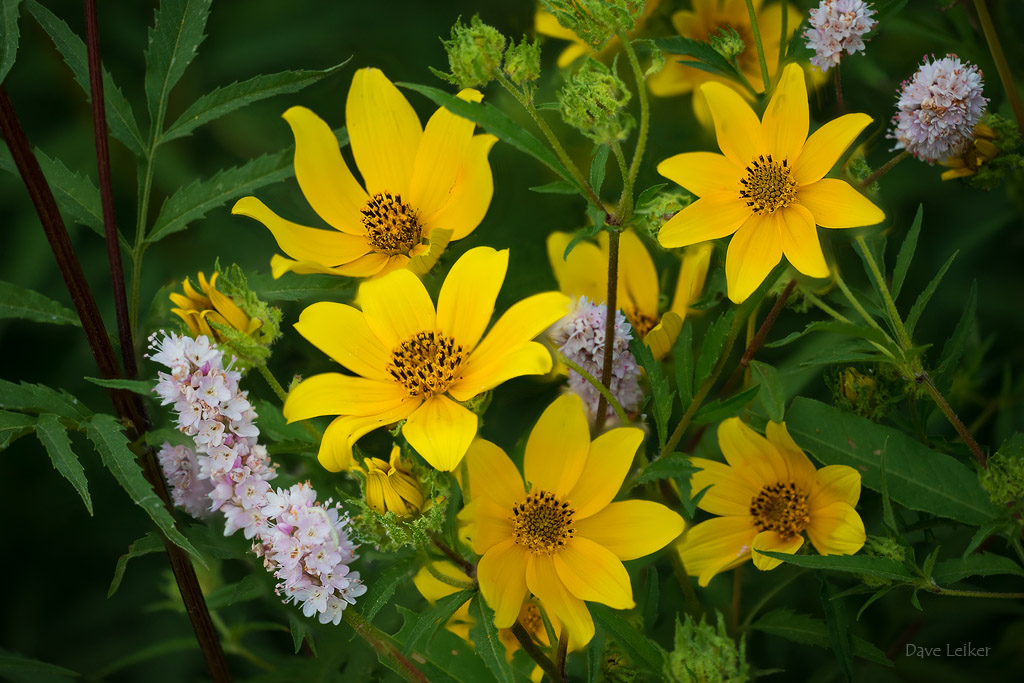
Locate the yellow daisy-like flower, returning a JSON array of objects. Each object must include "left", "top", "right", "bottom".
[
  {"left": 677, "top": 417, "right": 866, "bottom": 587},
  {"left": 547, "top": 229, "right": 712, "bottom": 359},
  {"left": 282, "top": 247, "right": 570, "bottom": 472},
  {"left": 232, "top": 67, "right": 497, "bottom": 279},
  {"left": 458, "top": 393, "right": 684, "bottom": 649},
  {"left": 353, "top": 445, "right": 424, "bottom": 517},
  {"left": 534, "top": 0, "right": 662, "bottom": 69},
  {"left": 169, "top": 272, "right": 262, "bottom": 341},
  {"left": 657, "top": 62, "right": 885, "bottom": 303}
]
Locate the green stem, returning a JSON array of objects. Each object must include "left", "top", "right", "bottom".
[
  {"left": 861, "top": 150, "right": 909, "bottom": 188},
  {"left": 832, "top": 270, "right": 892, "bottom": 340},
  {"left": 853, "top": 236, "right": 912, "bottom": 348},
  {"left": 919, "top": 372, "right": 987, "bottom": 468},
  {"left": 611, "top": 141, "right": 632, "bottom": 218},
  {"left": 740, "top": 568, "right": 807, "bottom": 629},
  {"left": 932, "top": 587, "right": 1024, "bottom": 599},
  {"left": 669, "top": 549, "right": 703, "bottom": 616},
  {"left": 344, "top": 609, "right": 429, "bottom": 682},
  {"left": 1011, "top": 535, "right": 1024, "bottom": 568},
  {"left": 432, "top": 534, "right": 477, "bottom": 578},
  {"left": 744, "top": 0, "right": 772, "bottom": 93},
  {"left": 559, "top": 352, "right": 629, "bottom": 425},
  {"left": 256, "top": 364, "right": 323, "bottom": 442},
  {"left": 511, "top": 622, "right": 562, "bottom": 682},
  {"left": 778, "top": 1, "right": 788, "bottom": 69},
  {"left": 802, "top": 289, "right": 851, "bottom": 324},
  {"left": 973, "top": 0, "right": 1024, "bottom": 133},
  {"left": 617, "top": 31, "right": 649, "bottom": 202}
]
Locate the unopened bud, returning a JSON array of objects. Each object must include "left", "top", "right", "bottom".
[
  {"left": 504, "top": 37, "right": 542, "bottom": 87},
  {"left": 559, "top": 58, "right": 635, "bottom": 144},
  {"left": 664, "top": 612, "right": 749, "bottom": 683},
  {"left": 980, "top": 434, "right": 1024, "bottom": 508},
  {"left": 709, "top": 27, "right": 745, "bottom": 62},
  {"left": 541, "top": 0, "right": 645, "bottom": 50},
  {"left": 440, "top": 15, "right": 506, "bottom": 89}
]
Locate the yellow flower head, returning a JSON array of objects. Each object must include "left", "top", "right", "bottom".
[
  {"left": 233, "top": 68, "right": 497, "bottom": 279},
  {"left": 547, "top": 229, "right": 712, "bottom": 359},
  {"left": 282, "top": 247, "right": 570, "bottom": 472},
  {"left": 677, "top": 417, "right": 866, "bottom": 586},
  {"left": 940, "top": 122, "right": 1002, "bottom": 181},
  {"left": 657, "top": 62, "right": 885, "bottom": 303},
  {"left": 534, "top": 0, "right": 662, "bottom": 69},
  {"left": 458, "top": 393, "right": 684, "bottom": 649},
  {"left": 354, "top": 445, "right": 424, "bottom": 517},
  {"left": 169, "top": 272, "right": 262, "bottom": 342}
]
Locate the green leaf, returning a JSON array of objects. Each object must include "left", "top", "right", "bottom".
[
  {"left": 756, "top": 551, "right": 914, "bottom": 582},
  {"left": 144, "top": 0, "right": 211, "bottom": 126},
  {"left": 84, "top": 377, "right": 154, "bottom": 396},
  {"left": 932, "top": 553, "right": 1024, "bottom": 585},
  {"left": 206, "top": 574, "right": 264, "bottom": 609},
  {"left": 766, "top": 321, "right": 892, "bottom": 349},
  {"left": 637, "top": 452, "right": 701, "bottom": 486},
  {"left": 36, "top": 150, "right": 132, "bottom": 249},
  {"left": 798, "top": 342, "right": 888, "bottom": 368},
  {"left": 0, "top": 649, "right": 78, "bottom": 682},
  {"left": 962, "top": 522, "right": 1007, "bottom": 559},
  {"left": 640, "top": 566, "right": 659, "bottom": 631},
  {"left": 0, "top": 280, "right": 80, "bottom": 327},
  {"left": 35, "top": 413, "right": 92, "bottom": 514},
  {"left": 0, "top": 0, "right": 21, "bottom": 85},
  {"left": 84, "top": 414, "right": 201, "bottom": 561},
  {"left": 786, "top": 398, "right": 999, "bottom": 526},
  {"left": 529, "top": 181, "right": 578, "bottom": 194},
  {"left": 630, "top": 334, "right": 673, "bottom": 448},
  {"left": 0, "top": 410, "right": 35, "bottom": 449},
  {"left": 24, "top": 0, "right": 144, "bottom": 156},
  {"left": 905, "top": 250, "right": 958, "bottom": 337},
  {"left": 590, "top": 144, "right": 610, "bottom": 197},
  {"left": 892, "top": 204, "right": 923, "bottom": 300},
  {"left": 401, "top": 589, "right": 474, "bottom": 655},
  {"left": 162, "top": 61, "right": 350, "bottom": 143},
  {"left": 634, "top": 183, "right": 668, "bottom": 210},
  {"left": 750, "top": 609, "right": 892, "bottom": 667},
  {"left": 695, "top": 308, "right": 735, "bottom": 389},
  {"left": 361, "top": 555, "right": 416, "bottom": 623},
  {"left": 750, "top": 361, "right": 785, "bottom": 422},
  {"left": 468, "top": 596, "right": 515, "bottom": 683},
  {"left": 90, "top": 638, "right": 197, "bottom": 680},
  {"left": 590, "top": 604, "right": 665, "bottom": 673},
  {"left": 108, "top": 532, "right": 165, "bottom": 597},
  {"left": 288, "top": 612, "right": 316, "bottom": 656},
  {"left": 0, "top": 378, "right": 92, "bottom": 420},
  {"left": 856, "top": 586, "right": 894, "bottom": 621},
  {"left": 693, "top": 385, "right": 759, "bottom": 424},
  {"left": 820, "top": 579, "right": 853, "bottom": 682},
  {"left": 653, "top": 36, "right": 741, "bottom": 81},
  {"left": 933, "top": 280, "right": 976, "bottom": 392}
]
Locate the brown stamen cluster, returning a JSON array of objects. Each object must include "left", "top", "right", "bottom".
[
  {"left": 739, "top": 154, "right": 797, "bottom": 215},
  {"left": 387, "top": 331, "right": 465, "bottom": 397},
  {"left": 361, "top": 192, "right": 421, "bottom": 254},
  {"left": 750, "top": 481, "right": 810, "bottom": 540},
  {"left": 511, "top": 490, "right": 576, "bottom": 555},
  {"left": 626, "top": 306, "right": 659, "bottom": 338}
]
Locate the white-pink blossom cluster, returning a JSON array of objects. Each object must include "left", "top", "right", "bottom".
[
  {"left": 889, "top": 54, "right": 988, "bottom": 163},
  {"left": 550, "top": 296, "right": 642, "bottom": 422},
  {"left": 157, "top": 443, "right": 213, "bottom": 519},
  {"left": 804, "top": 0, "right": 876, "bottom": 73}
]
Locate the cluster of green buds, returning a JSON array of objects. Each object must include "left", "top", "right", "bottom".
[
  {"left": 827, "top": 365, "right": 896, "bottom": 422},
  {"left": 941, "top": 113, "right": 1024, "bottom": 190},
  {"left": 979, "top": 434, "right": 1024, "bottom": 509},
  {"left": 542, "top": 0, "right": 646, "bottom": 50},
  {"left": 859, "top": 535, "right": 907, "bottom": 586},
  {"left": 663, "top": 612, "right": 749, "bottom": 683},
  {"left": 709, "top": 27, "right": 745, "bottom": 63},
  {"left": 559, "top": 58, "right": 634, "bottom": 144},
  {"left": 439, "top": 15, "right": 541, "bottom": 92}
]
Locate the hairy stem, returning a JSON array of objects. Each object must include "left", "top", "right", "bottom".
[
  {"left": 932, "top": 587, "right": 1024, "bottom": 599},
  {"left": 744, "top": 0, "right": 772, "bottom": 93},
  {"left": 511, "top": 622, "right": 562, "bottom": 682},
  {"left": 556, "top": 630, "right": 569, "bottom": 683},
  {"left": 861, "top": 150, "right": 909, "bottom": 188},
  {"left": 432, "top": 535, "right": 477, "bottom": 578},
  {"left": 919, "top": 372, "right": 987, "bottom": 467},
  {"left": 594, "top": 229, "right": 621, "bottom": 431},
  {"left": 721, "top": 280, "right": 796, "bottom": 395},
  {"left": 618, "top": 31, "right": 649, "bottom": 200},
  {"left": 344, "top": 610, "right": 429, "bottom": 683},
  {"left": 973, "top": 0, "right": 1024, "bottom": 133}
]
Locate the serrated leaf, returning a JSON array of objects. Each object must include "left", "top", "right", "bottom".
[
  {"left": 766, "top": 321, "right": 892, "bottom": 349},
  {"left": 892, "top": 204, "right": 923, "bottom": 300},
  {"left": 933, "top": 280, "right": 976, "bottom": 393},
  {"left": 0, "top": 280, "right": 80, "bottom": 327},
  {"left": 0, "top": 378, "right": 91, "bottom": 420},
  {"left": 905, "top": 250, "right": 957, "bottom": 337},
  {"left": 108, "top": 532, "right": 165, "bottom": 597},
  {"left": 0, "top": 650, "right": 78, "bottom": 681},
  {"left": 0, "top": 410, "right": 35, "bottom": 449},
  {"left": 144, "top": 0, "right": 211, "bottom": 126},
  {"left": 35, "top": 413, "right": 91, "bottom": 514},
  {"left": 362, "top": 556, "right": 416, "bottom": 623},
  {"left": 529, "top": 181, "right": 578, "bottom": 194},
  {"left": 932, "top": 553, "right": 1024, "bottom": 585},
  {"left": 401, "top": 589, "right": 474, "bottom": 655},
  {"left": 798, "top": 343, "right": 887, "bottom": 368},
  {"left": 590, "top": 144, "right": 609, "bottom": 197},
  {"left": 590, "top": 604, "right": 665, "bottom": 673},
  {"left": 695, "top": 308, "right": 735, "bottom": 388},
  {"left": 631, "top": 334, "right": 673, "bottom": 447},
  {"left": 786, "top": 398, "right": 999, "bottom": 526},
  {"left": 674, "top": 321, "right": 695, "bottom": 410},
  {"left": 0, "top": 0, "right": 21, "bottom": 84},
  {"left": 84, "top": 377, "right": 154, "bottom": 395},
  {"left": 654, "top": 36, "right": 740, "bottom": 81},
  {"left": 248, "top": 270, "right": 358, "bottom": 302},
  {"left": 85, "top": 414, "right": 201, "bottom": 561},
  {"left": 25, "top": 0, "right": 144, "bottom": 155},
  {"left": 962, "top": 521, "right": 1007, "bottom": 559},
  {"left": 468, "top": 596, "right": 514, "bottom": 683},
  {"left": 692, "top": 384, "right": 759, "bottom": 424},
  {"left": 637, "top": 452, "right": 701, "bottom": 486},
  {"left": 289, "top": 612, "right": 316, "bottom": 656},
  {"left": 751, "top": 609, "right": 892, "bottom": 667},
  {"left": 162, "top": 61, "right": 350, "bottom": 143},
  {"left": 758, "top": 551, "right": 915, "bottom": 582},
  {"left": 750, "top": 361, "right": 785, "bottom": 422}
]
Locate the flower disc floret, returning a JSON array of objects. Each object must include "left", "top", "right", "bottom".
[
  {"left": 512, "top": 491, "right": 577, "bottom": 554},
  {"left": 388, "top": 331, "right": 466, "bottom": 397},
  {"left": 361, "top": 192, "right": 422, "bottom": 254},
  {"left": 750, "top": 482, "right": 811, "bottom": 538}
]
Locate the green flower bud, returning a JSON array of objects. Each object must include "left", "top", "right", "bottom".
[
  {"left": 440, "top": 15, "right": 506, "bottom": 89},
  {"left": 559, "top": 58, "right": 635, "bottom": 144},
  {"left": 826, "top": 365, "right": 896, "bottom": 422},
  {"left": 664, "top": 612, "right": 749, "bottom": 683},
  {"left": 710, "top": 27, "right": 745, "bottom": 62},
  {"left": 980, "top": 434, "right": 1024, "bottom": 508},
  {"left": 541, "top": 0, "right": 645, "bottom": 50},
  {"left": 504, "top": 37, "right": 542, "bottom": 87},
  {"left": 859, "top": 535, "right": 906, "bottom": 586},
  {"left": 633, "top": 188, "right": 694, "bottom": 242}
]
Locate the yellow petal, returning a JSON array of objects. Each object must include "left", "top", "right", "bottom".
[
  {"left": 575, "top": 500, "right": 685, "bottom": 561},
  {"left": 464, "top": 438, "right": 527, "bottom": 509},
  {"left": 402, "top": 394, "right": 478, "bottom": 471},
  {"left": 689, "top": 457, "right": 760, "bottom": 517},
  {"left": 317, "top": 404, "right": 418, "bottom": 472},
  {"left": 478, "top": 539, "right": 529, "bottom": 628},
  {"left": 231, "top": 196, "right": 371, "bottom": 265},
  {"left": 751, "top": 530, "right": 804, "bottom": 571},
  {"left": 459, "top": 496, "right": 516, "bottom": 556},
  {"left": 524, "top": 393, "right": 590, "bottom": 498},
  {"left": 796, "top": 178, "right": 885, "bottom": 229},
  {"left": 448, "top": 341, "right": 555, "bottom": 402},
  {"left": 716, "top": 418, "right": 790, "bottom": 489},
  {"left": 647, "top": 57, "right": 698, "bottom": 97},
  {"left": 283, "top": 373, "right": 407, "bottom": 421},
  {"left": 809, "top": 465, "right": 862, "bottom": 510},
  {"left": 567, "top": 427, "right": 644, "bottom": 519},
  {"left": 701, "top": 81, "right": 764, "bottom": 167},
  {"left": 806, "top": 501, "right": 866, "bottom": 556},
  {"left": 657, "top": 192, "right": 752, "bottom": 248},
  {"left": 346, "top": 68, "right": 422, "bottom": 197},
  {"left": 406, "top": 228, "right": 452, "bottom": 276},
  {"left": 669, "top": 242, "right": 714, "bottom": 316},
  {"left": 436, "top": 247, "right": 508, "bottom": 352},
  {"left": 526, "top": 555, "right": 595, "bottom": 650},
  {"left": 534, "top": 9, "right": 579, "bottom": 41},
  {"left": 293, "top": 302, "right": 393, "bottom": 382},
  {"left": 206, "top": 286, "right": 251, "bottom": 332},
  {"left": 612, "top": 229, "right": 660, "bottom": 321},
  {"left": 422, "top": 134, "right": 497, "bottom": 241},
  {"left": 414, "top": 561, "right": 470, "bottom": 603},
  {"left": 764, "top": 421, "right": 819, "bottom": 491},
  {"left": 657, "top": 151, "right": 743, "bottom": 197},
  {"left": 282, "top": 106, "right": 367, "bottom": 235},
  {"left": 411, "top": 89, "right": 483, "bottom": 223},
  {"left": 554, "top": 538, "right": 634, "bottom": 610},
  {"left": 357, "top": 268, "right": 436, "bottom": 349},
  {"left": 644, "top": 311, "right": 682, "bottom": 361},
  {"left": 761, "top": 63, "right": 808, "bottom": 162},
  {"left": 724, "top": 213, "right": 782, "bottom": 303},
  {"left": 779, "top": 204, "right": 829, "bottom": 279},
  {"left": 546, "top": 232, "right": 606, "bottom": 302},
  {"left": 676, "top": 515, "right": 755, "bottom": 587},
  {"left": 171, "top": 308, "right": 202, "bottom": 336},
  {"left": 269, "top": 252, "right": 390, "bottom": 279},
  {"left": 556, "top": 42, "right": 591, "bottom": 69},
  {"left": 794, "top": 113, "right": 873, "bottom": 185}
]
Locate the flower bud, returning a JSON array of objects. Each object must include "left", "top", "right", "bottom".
[
  {"left": 542, "top": 0, "right": 645, "bottom": 50},
  {"left": 827, "top": 365, "right": 895, "bottom": 422},
  {"left": 941, "top": 113, "right": 1024, "bottom": 190},
  {"left": 634, "top": 188, "right": 694, "bottom": 242},
  {"left": 559, "top": 59, "right": 635, "bottom": 144},
  {"left": 664, "top": 612, "right": 749, "bottom": 683},
  {"left": 440, "top": 15, "right": 506, "bottom": 89},
  {"left": 356, "top": 445, "right": 425, "bottom": 517},
  {"left": 503, "top": 37, "right": 541, "bottom": 87},
  {"left": 709, "top": 27, "right": 745, "bottom": 62},
  {"left": 980, "top": 435, "right": 1024, "bottom": 508}
]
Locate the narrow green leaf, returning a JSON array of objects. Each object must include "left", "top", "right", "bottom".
[
  {"left": 634, "top": 183, "right": 668, "bottom": 210},
  {"left": 468, "top": 596, "right": 515, "bottom": 683},
  {"left": 932, "top": 553, "right": 1024, "bottom": 585},
  {"left": 695, "top": 308, "right": 735, "bottom": 388},
  {"left": 692, "top": 385, "right": 759, "bottom": 424},
  {"left": 820, "top": 579, "right": 853, "bottom": 682},
  {"left": 162, "top": 61, "right": 350, "bottom": 143},
  {"left": 0, "top": 0, "right": 21, "bottom": 84},
  {"left": 0, "top": 280, "right": 80, "bottom": 327},
  {"left": 0, "top": 378, "right": 92, "bottom": 420},
  {"left": 892, "top": 204, "right": 923, "bottom": 300},
  {"left": 786, "top": 398, "right": 999, "bottom": 526},
  {"left": 798, "top": 343, "right": 888, "bottom": 368},
  {"left": 85, "top": 414, "right": 201, "bottom": 561},
  {"left": 749, "top": 361, "right": 785, "bottom": 422},
  {"left": 855, "top": 586, "right": 893, "bottom": 621},
  {"left": 586, "top": 625, "right": 604, "bottom": 683},
  {"left": 653, "top": 36, "right": 740, "bottom": 81},
  {"left": 144, "top": 0, "right": 212, "bottom": 126},
  {"left": 591, "top": 604, "right": 665, "bottom": 673},
  {"left": 641, "top": 566, "right": 659, "bottom": 631},
  {"left": 288, "top": 612, "right": 316, "bottom": 656},
  {"left": 206, "top": 574, "right": 264, "bottom": 609},
  {"left": 905, "top": 250, "right": 958, "bottom": 336},
  {"left": 0, "top": 410, "right": 35, "bottom": 449},
  {"left": 25, "top": 0, "right": 144, "bottom": 155},
  {"left": 401, "top": 589, "right": 474, "bottom": 655},
  {"left": 248, "top": 269, "right": 357, "bottom": 303},
  {"left": 35, "top": 413, "right": 92, "bottom": 514},
  {"left": 933, "top": 280, "right": 976, "bottom": 392},
  {"left": 108, "top": 532, "right": 165, "bottom": 597},
  {"left": 84, "top": 377, "right": 154, "bottom": 396},
  {"left": 0, "top": 650, "right": 78, "bottom": 681},
  {"left": 362, "top": 556, "right": 416, "bottom": 623},
  {"left": 757, "top": 551, "right": 914, "bottom": 582},
  {"left": 637, "top": 452, "right": 701, "bottom": 486},
  {"left": 766, "top": 321, "right": 892, "bottom": 349},
  {"left": 631, "top": 334, "right": 673, "bottom": 448},
  {"left": 962, "top": 522, "right": 1007, "bottom": 559},
  {"left": 529, "top": 181, "right": 578, "bottom": 194},
  {"left": 590, "top": 144, "right": 610, "bottom": 197},
  {"left": 879, "top": 439, "right": 898, "bottom": 533},
  {"left": 922, "top": 546, "right": 941, "bottom": 579},
  {"left": 750, "top": 609, "right": 892, "bottom": 667}
]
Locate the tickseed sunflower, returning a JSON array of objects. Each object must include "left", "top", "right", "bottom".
[
  {"left": 169, "top": 272, "right": 262, "bottom": 341},
  {"left": 232, "top": 68, "right": 497, "bottom": 279},
  {"left": 657, "top": 62, "right": 885, "bottom": 303},
  {"left": 353, "top": 445, "right": 424, "bottom": 517},
  {"left": 547, "top": 229, "right": 712, "bottom": 359},
  {"left": 282, "top": 247, "right": 570, "bottom": 472},
  {"left": 458, "top": 393, "right": 684, "bottom": 648},
  {"left": 677, "top": 417, "right": 865, "bottom": 586}
]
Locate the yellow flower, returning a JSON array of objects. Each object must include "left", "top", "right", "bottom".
[
  {"left": 353, "top": 445, "right": 424, "bottom": 516},
  {"left": 232, "top": 68, "right": 497, "bottom": 279},
  {"left": 169, "top": 272, "right": 262, "bottom": 341},
  {"left": 547, "top": 229, "right": 712, "bottom": 359},
  {"left": 458, "top": 393, "right": 684, "bottom": 649},
  {"left": 940, "top": 122, "right": 1001, "bottom": 181},
  {"left": 676, "top": 417, "right": 866, "bottom": 586},
  {"left": 657, "top": 62, "right": 885, "bottom": 303},
  {"left": 282, "top": 247, "right": 570, "bottom": 472},
  {"left": 534, "top": 0, "right": 662, "bottom": 69}
]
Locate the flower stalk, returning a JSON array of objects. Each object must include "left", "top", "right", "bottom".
[
  {"left": 861, "top": 150, "right": 909, "bottom": 188},
  {"left": 617, "top": 31, "right": 649, "bottom": 201},
  {"left": 973, "top": 0, "right": 1024, "bottom": 133},
  {"left": 511, "top": 621, "right": 562, "bottom": 682},
  {"left": 744, "top": 0, "right": 772, "bottom": 93}
]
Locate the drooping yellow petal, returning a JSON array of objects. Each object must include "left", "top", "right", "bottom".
[
  {"left": 346, "top": 68, "right": 422, "bottom": 197},
  {"left": 567, "top": 428, "right": 644, "bottom": 519},
  {"left": 269, "top": 253, "right": 390, "bottom": 279},
  {"left": 676, "top": 515, "right": 756, "bottom": 587},
  {"left": 658, "top": 192, "right": 752, "bottom": 248},
  {"left": 724, "top": 213, "right": 782, "bottom": 303},
  {"left": 608, "top": 229, "right": 660, "bottom": 321},
  {"left": 645, "top": 311, "right": 682, "bottom": 361},
  {"left": 406, "top": 228, "right": 452, "bottom": 276},
  {"left": 554, "top": 538, "right": 634, "bottom": 610},
  {"left": 317, "top": 403, "right": 419, "bottom": 471},
  {"left": 796, "top": 178, "right": 885, "bottom": 229},
  {"left": 357, "top": 268, "right": 436, "bottom": 350},
  {"left": 478, "top": 540, "right": 530, "bottom": 628},
  {"left": 524, "top": 393, "right": 591, "bottom": 498},
  {"left": 751, "top": 530, "right": 805, "bottom": 571},
  {"left": 556, "top": 42, "right": 592, "bottom": 68},
  {"left": 761, "top": 63, "right": 808, "bottom": 162},
  {"left": 402, "top": 394, "right": 478, "bottom": 471},
  {"left": 764, "top": 421, "right": 819, "bottom": 492},
  {"left": 657, "top": 152, "right": 743, "bottom": 198},
  {"left": 689, "top": 457, "right": 761, "bottom": 517},
  {"left": 205, "top": 285, "right": 252, "bottom": 333},
  {"left": 716, "top": 418, "right": 789, "bottom": 489},
  {"left": 701, "top": 81, "right": 764, "bottom": 167},
  {"left": 534, "top": 9, "right": 580, "bottom": 42},
  {"left": 436, "top": 247, "right": 508, "bottom": 352},
  {"left": 171, "top": 309, "right": 202, "bottom": 336},
  {"left": 669, "top": 242, "right": 714, "bottom": 317},
  {"left": 778, "top": 204, "right": 829, "bottom": 279},
  {"left": 794, "top": 113, "right": 873, "bottom": 185},
  {"left": 575, "top": 500, "right": 685, "bottom": 561},
  {"left": 283, "top": 373, "right": 408, "bottom": 420},
  {"left": 526, "top": 554, "right": 595, "bottom": 650},
  {"left": 809, "top": 465, "right": 862, "bottom": 510},
  {"left": 414, "top": 561, "right": 471, "bottom": 603},
  {"left": 448, "top": 342, "right": 555, "bottom": 402},
  {"left": 806, "top": 501, "right": 866, "bottom": 556},
  {"left": 463, "top": 438, "right": 527, "bottom": 510},
  {"left": 546, "top": 232, "right": 606, "bottom": 302},
  {"left": 422, "top": 134, "right": 497, "bottom": 241},
  {"left": 282, "top": 106, "right": 367, "bottom": 235},
  {"left": 459, "top": 496, "right": 516, "bottom": 556},
  {"left": 293, "top": 302, "right": 392, "bottom": 382}
]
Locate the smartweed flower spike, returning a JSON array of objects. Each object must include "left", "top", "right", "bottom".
[
  {"left": 559, "top": 59, "right": 635, "bottom": 144},
  {"left": 157, "top": 443, "right": 214, "bottom": 519},
  {"left": 889, "top": 54, "right": 988, "bottom": 163},
  {"left": 542, "top": 0, "right": 645, "bottom": 49},
  {"left": 440, "top": 15, "right": 506, "bottom": 89},
  {"left": 803, "top": 0, "right": 877, "bottom": 73}
]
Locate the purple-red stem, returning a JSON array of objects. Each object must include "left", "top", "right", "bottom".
[{"left": 594, "top": 229, "right": 621, "bottom": 431}]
